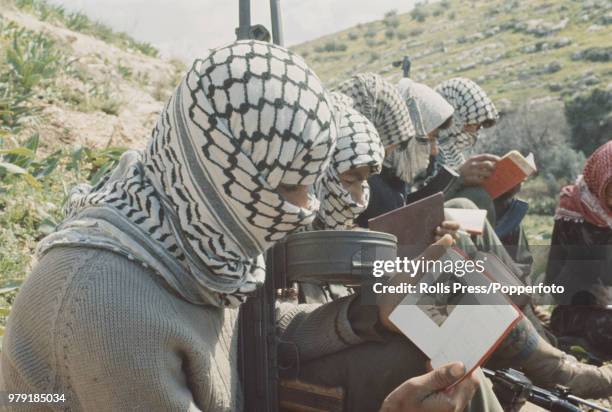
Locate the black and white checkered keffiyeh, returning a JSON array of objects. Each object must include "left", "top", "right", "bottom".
[
  {"left": 435, "top": 77, "right": 498, "bottom": 169},
  {"left": 314, "top": 94, "right": 384, "bottom": 229},
  {"left": 39, "top": 41, "right": 337, "bottom": 307},
  {"left": 335, "top": 72, "right": 416, "bottom": 148}
]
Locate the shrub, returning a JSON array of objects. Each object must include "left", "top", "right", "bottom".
[
  {"left": 411, "top": 6, "right": 429, "bottom": 22},
  {"left": 66, "top": 12, "right": 90, "bottom": 31},
  {"left": 384, "top": 9, "right": 398, "bottom": 19},
  {"left": 397, "top": 30, "right": 409, "bottom": 40},
  {"left": 565, "top": 88, "right": 612, "bottom": 156},
  {"left": 364, "top": 28, "right": 378, "bottom": 38},
  {"left": 385, "top": 29, "right": 395, "bottom": 40},
  {"left": 383, "top": 9, "right": 400, "bottom": 29},
  {"left": 320, "top": 41, "right": 348, "bottom": 53}
]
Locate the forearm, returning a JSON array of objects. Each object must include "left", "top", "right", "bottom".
[
  {"left": 276, "top": 295, "right": 367, "bottom": 362},
  {"left": 486, "top": 317, "right": 539, "bottom": 368}
]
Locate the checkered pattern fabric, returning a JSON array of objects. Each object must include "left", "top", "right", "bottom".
[
  {"left": 59, "top": 40, "right": 337, "bottom": 307},
  {"left": 435, "top": 77, "right": 498, "bottom": 168},
  {"left": 315, "top": 97, "right": 384, "bottom": 229},
  {"left": 335, "top": 72, "right": 416, "bottom": 148}
]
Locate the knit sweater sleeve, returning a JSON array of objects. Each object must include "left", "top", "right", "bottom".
[
  {"left": 59, "top": 251, "right": 208, "bottom": 411},
  {"left": 276, "top": 295, "right": 365, "bottom": 362}
]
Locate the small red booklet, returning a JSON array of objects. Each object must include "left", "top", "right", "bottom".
[{"left": 482, "top": 151, "right": 536, "bottom": 199}]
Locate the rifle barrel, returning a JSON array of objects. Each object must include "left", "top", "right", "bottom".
[
  {"left": 270, "top": 0, "right": 284, "bottom": 46},
  {"left": 237, "top": 0, "right": 252, "bottom": 40},
  {"left": 566, "top": 395, "right": 612, "bottom": 412}
]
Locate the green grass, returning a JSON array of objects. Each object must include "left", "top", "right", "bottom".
[
  {"left": 0, "top": 17, "right": 63, "bottom": 131},
  {"left": 10, "top": 0, "right": 159, "bottom": 57},
  {"left": 0, "top": 135, "right": 127, "bottom": 336},
  {"left": 291, "top": 0, "right": 612, "bottom": 105}
]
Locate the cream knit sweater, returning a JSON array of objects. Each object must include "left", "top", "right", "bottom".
[{"left": 1, "top": 247, "right": 362, "bottom": 411}]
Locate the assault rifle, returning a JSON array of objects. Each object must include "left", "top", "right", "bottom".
[{"left": 482, "top": 368, "right": 611, "bottom": 412}]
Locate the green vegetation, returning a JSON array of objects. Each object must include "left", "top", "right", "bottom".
[
  {"left": 0, "top": 18, "right": 61, "bottom": 131},
  {"left": 0, "top": 133, "right": 127, "bottom": 337},
  {"left": 11, "top": 0, "right": 159, "bottom": 57},
  {"left": 0, "top": 3, "right": 169, "bottom": 336},
  {"left": 292, "top": 0, "right": 612, "bottom": 106}
]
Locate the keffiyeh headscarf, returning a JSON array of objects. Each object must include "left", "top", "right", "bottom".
[
  {"left": 38, "top": 41, "right": 337, "bottom": 307},
  {"left": 435, "top": 77, "right": 498, "bottom": 169},
  {"left": 314, "top": 94, "right": 384, "bottom": 229},
  {"left": 556, "top": 141, "right": 612, "bottom": 229},
  {"left": 335, "top": 72, "right": 416, "bottom": 148},
  {"left": 387, "top": 78, "right": 455, "bottom": 183}
]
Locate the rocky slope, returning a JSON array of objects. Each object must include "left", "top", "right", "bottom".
[{"left": 291, "top": 0, "right": 612, "bottom": 109}]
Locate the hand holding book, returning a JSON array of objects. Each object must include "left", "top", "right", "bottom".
[
  {"left": 380, "top": 362, "right": 480, "bottom": 412},
  {"left": 482, "top": 151, "right": 537, "bottom": 199},
  {"left": 459, "top": 154, "right": 500, "bottom": 186}
]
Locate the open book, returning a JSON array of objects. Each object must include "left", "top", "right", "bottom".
[
  {"left": 444, "top": 207, "right": 488, "bottom": 235},
  {"left": 482, "top": 151, "right": 537, "bottom": 199},
  {"left": 389, "top": 248, "right": 522, "bottom": 381}
]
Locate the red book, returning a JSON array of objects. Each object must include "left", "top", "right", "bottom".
[{"left": 483, "top": 151, "right": 537, "bottom": 199}]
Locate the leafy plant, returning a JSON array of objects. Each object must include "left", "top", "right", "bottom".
[
  {"left": 117, "top": 63, "right": 133, "bottom": 80},
  {"left": 0, "top": 83, "right": 36, "bottom": 131},
  {"left": 66, "top": 145, "right": 127, "bottom": 184},
  {"left": 0, "top": 134, "right": 63, "bottom": 188},
  {"left": 5, "top": 29, "right": 60, "bottom": 93},
  {"left": 65, "top": 12, "right": 90, "bottom": 31}
]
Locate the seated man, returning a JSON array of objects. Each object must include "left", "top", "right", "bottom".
[
  {"left": 434, "top": 77, "right": 533, "bottom": 272},
  {"left": 546, "top": 141, "right": 612, "bottom": 358}
]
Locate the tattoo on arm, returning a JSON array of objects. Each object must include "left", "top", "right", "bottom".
[{"left": 495, "top": 318, "right": 539, "bottom": 363}]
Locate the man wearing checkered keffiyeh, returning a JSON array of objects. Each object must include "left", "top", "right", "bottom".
[{"left": 435, "top": 77, "right": 499, "bottom": 170}]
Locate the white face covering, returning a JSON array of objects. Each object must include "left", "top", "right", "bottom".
[
  {"left": 387, "top": 78, "right": 456, "bottom": 183},
  {"left": 315, "top": 96, "right": 384, "bottom": 229}
]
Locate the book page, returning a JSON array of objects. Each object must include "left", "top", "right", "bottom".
[
  {"left": 388, "top": 249, "right": 521, "bottom": 379},
  {"left": 444, "top": 208, "right": 487, "bottom": 235}
]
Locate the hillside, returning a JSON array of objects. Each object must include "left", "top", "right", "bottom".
[
  {"left": 0, "top": 0, "right": 184, "bottom": 152},
  {"left": 292, "top": 0, "right": 612, "bottom": 107},
  {"left": 0, "top": 0, "right": 185, "bottom": 319}
]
